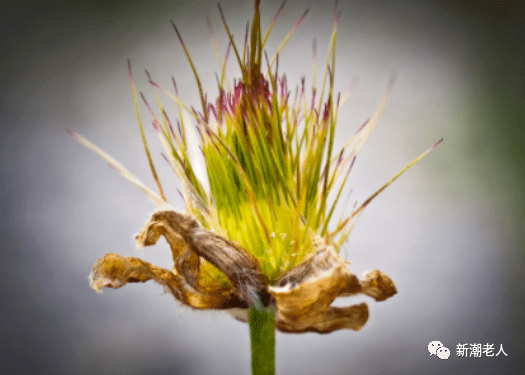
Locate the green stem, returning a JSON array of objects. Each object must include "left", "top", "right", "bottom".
[{"left": 249, "top": 303, "right": 276, "bottom": 375}]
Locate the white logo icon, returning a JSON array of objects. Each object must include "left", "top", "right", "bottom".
[
  {"left": 428, "top": 341, "right": 443, "bottom": 356},
  {"left": 436, "top": 346, "right": 450, "bottom": 360},
  {"left": 428, "top": 341, "right": 450, "bottom": 360}
]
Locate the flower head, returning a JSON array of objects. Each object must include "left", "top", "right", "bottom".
[{"left": 77, "top": 1, "right": 441, "bottom": 334}]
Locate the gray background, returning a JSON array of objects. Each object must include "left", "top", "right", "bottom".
[{"left": 1, "top": 0, "right": 524, "bottom": 374}]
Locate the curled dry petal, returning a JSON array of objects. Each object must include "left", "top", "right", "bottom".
[
  {"left": 89, "top": 210, "right": 397, "bottom": 334},
  {"left": 360, "top": 269, "right": 398, "bottom": 302},
  {"left": 90, "top": 210, "right": 269, "bottom": 309},
  {"left": 268, "top": 239, "right": 396, "bottom": 333},
  {"left": 90, "top": 252, "right": 232, "bottom": 309}
]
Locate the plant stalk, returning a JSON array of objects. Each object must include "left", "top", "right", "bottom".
[{"left": 249, "top": 303, "right": 276, "bottom": 375}]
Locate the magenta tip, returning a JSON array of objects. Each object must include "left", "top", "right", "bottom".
[
  {"left": 431, "top": 138, "right": 444, "bottom": 150},
  {"left": 66, "top": 129, "right": 81, "bottom": 142},
  {"left": 127, "top": 59, "right": 134, "bottom": 82}
]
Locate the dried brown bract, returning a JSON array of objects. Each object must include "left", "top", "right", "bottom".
[{"left": 90, "top": 209, "right": 397, "bottom": 334}]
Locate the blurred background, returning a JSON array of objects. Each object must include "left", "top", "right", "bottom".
[{"left": 1, "top": 0, "right": 524, "bottom": 374}]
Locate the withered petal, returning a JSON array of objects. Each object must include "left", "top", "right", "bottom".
[
  {"left": 268, "top": 241, "right": 366, "bottom": 333},
  {"left": 135, "top": 211, "right": 201, "bottom": 289},
  {"left": 360, "top": 269, "right": 398, "bottom": 301},
  {"left": 277, "top": 304, "right": 369, "bottom": 334},
  {"left": 135, "top": 210, "right": 268, "bottom": 306},
  {"left": 268, "top": 239, "right": 396, "bottom": 333},
  {"left": 89, "top": 252, "right": 243, "bottom": 308}
]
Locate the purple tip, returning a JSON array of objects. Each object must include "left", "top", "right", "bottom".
[
  {"left": 430, "top": 138, "right": 444, "bottom": 150},
  {"left": 152, "top": 120, "right": 160, "bottom": 132},
  {"left": 356, "top": 118, "right": 369, "bottom": 134},
  {"left": 66, "top": 129, "right": 81, "bottom": 142},
  {"left": 108, "top": 163, "right": 122, "bottom": 174},
  {"left": 172, "top": 77, "right": 179, "bottom": 97},
  {"left": 127, "top": 59, "right": 134, "bottom": 82}
]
